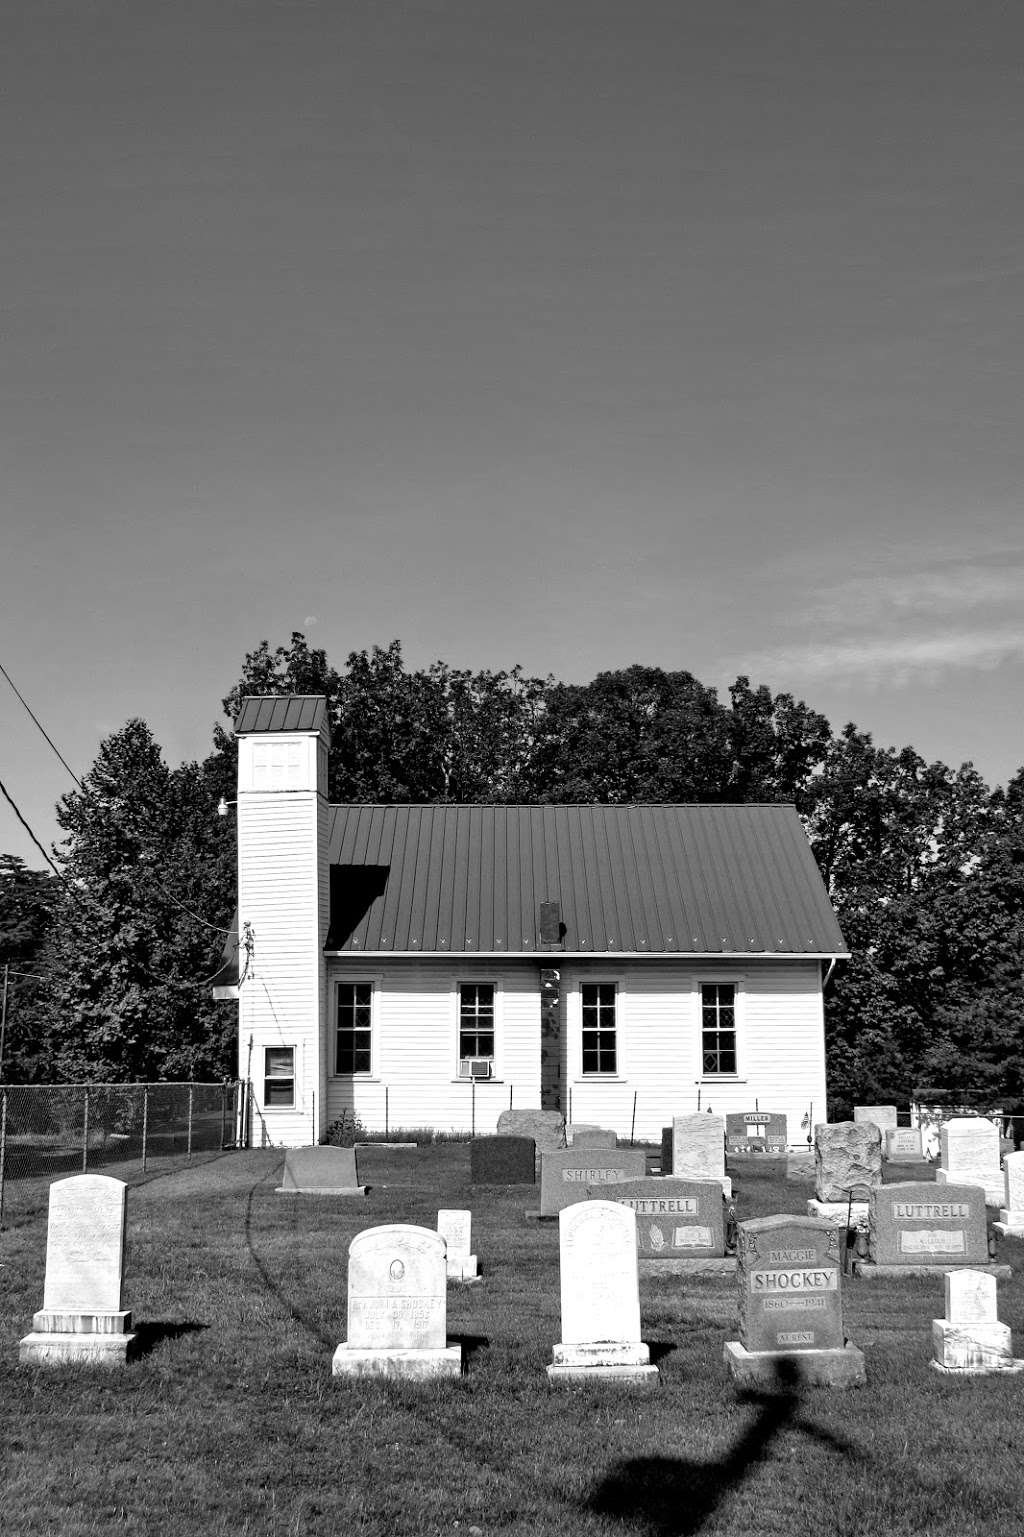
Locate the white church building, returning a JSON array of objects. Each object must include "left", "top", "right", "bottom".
[{"left": 216, "top": 695, "right": 847, "bottom": 1148}]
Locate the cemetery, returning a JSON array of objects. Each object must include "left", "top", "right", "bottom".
[{"left": 4, "top": 1134, "right": 1024, "bottom": 1535}]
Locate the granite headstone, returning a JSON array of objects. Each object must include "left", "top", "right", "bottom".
[
  {"left": 725, "top": 1112, "right": 787, "bottom": 1154},
  {"left": 277, "top": 1145, "right": 364, "bottom": 1194},
  {"left": 470, "top": 1136, "right": 536, "bottom": 1185},
  {"left": 867, "top": 1181, "right": 990, "bottom": 1267},
  {"left": 593, "top": 1177, "right": 726, "bottom": 1260},
  {"left": 539, "top": 1148, "right": 646, "bottom": 1216}
]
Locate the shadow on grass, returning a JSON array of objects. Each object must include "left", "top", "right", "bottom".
[
  {"left": 131, "top": 1320, "right": 209, "bottom": 1358},
  {"left": 647, "top": 1340, "right": 677, "bottom": 1368},
  {"left": 244, "top": 1168, "right": 340, "bottom": 1350},
  {"left": 450, "top": 1332, "right": 490, "bottom": 1365},
  {"left": 585, "top": 1357, "right": 857, "bottom": 1537}
]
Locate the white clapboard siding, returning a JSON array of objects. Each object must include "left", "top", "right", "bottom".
[
  {"left": 562, "top": 960, "right": 825, "bottom": 1143},
  {"left": 325, "top": 960, "right": 542, "bottom": 1134},
  {"left": 323, "top": 957, "right": 825, "bottom": 1144},
  {"left": 238, "top": 790, "right": 329, "bottom": 1147}
]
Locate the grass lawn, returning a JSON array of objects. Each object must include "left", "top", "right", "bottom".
[{"left": 2, "top": 1146, "right": 1023, "bottom": 1537}]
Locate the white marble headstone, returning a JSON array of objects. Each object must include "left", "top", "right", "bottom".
[
  {"left": 347, "top": 1226, "right": 447, "bottom": 1351},
  {"left": 1004, "top": 1151, "right": 1024, "bottom": 1213},
  {"left": 437, "top": 1210, "right": 471, "bottom": 1259},
  {"left": 42, "top": 1175, "right": 127, "bottom": 1315},
  {"left": 945, "top": 1269, "right": 997, "bottom": 1325},
  {"left": 672, "top": 1113, "right": 729, "bottom": 1195},
  {"left": 937, "top": 1117, "right": 1002, "bottom": 1198},
  {"left": 558, "top": 1201, "right": 641, "bottom": 1346}
]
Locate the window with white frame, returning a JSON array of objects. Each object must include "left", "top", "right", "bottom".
[
  {"left": 581, "top": 982, "right": 617, "bottom": 1074},
  {"left": 458, "top": 982, "right": 495, "bottom": 1075},
  {"left": 336, "top": 981, "right": 373, "bottom": 1075},
  {"left": 701, "top": 982, "right": 737, "bottom": 1074},
  {"left": 263, "top": 1046, "right": 295, "bottom": 1106}
]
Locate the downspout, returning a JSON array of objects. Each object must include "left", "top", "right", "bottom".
[{"left": 822, "top": 957, "right": 838, "bottom": 990}]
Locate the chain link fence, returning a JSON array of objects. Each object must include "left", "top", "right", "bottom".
[{"left": 0, "top": 1081, "right": 243, "bottom": 1226}]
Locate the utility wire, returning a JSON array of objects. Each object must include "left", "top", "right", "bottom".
[
  {"left": 0, "top": 776, "right": 61, "bottom": 877},
  {"left": 0, "top": 657, "right": 236, "bottom": 936},
  {"left": 0, "top": 660, "right": 83, "bottom": 788}
]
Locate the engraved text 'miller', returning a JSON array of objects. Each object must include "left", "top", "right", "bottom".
[
  {"left": 751, "top": 1269, "right": 838, "bottom": 1293},
  {"left": 892, "top": 1202, "right": 970, "bottom": 1220}
]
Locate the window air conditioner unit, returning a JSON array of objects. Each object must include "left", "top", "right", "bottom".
[{"left": 460, "top": 1057, "right": 492, "bottom": 1080}]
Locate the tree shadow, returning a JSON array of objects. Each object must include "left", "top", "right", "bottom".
[
  {"left": 449, "top": 1332, "right": 490, "bottom": 1364},
  {"left": 130, "top": 1321, "right": 209, "bottom": 1359},
  {"left": 244, "top": 1171, "right": 339, "bottom": 1349},
  {"left": 585, "top": 1358, "right": 858, "bottom": 1537}
]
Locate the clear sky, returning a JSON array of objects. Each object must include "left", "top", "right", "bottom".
[{"left": 3, "top": 0, "right": 1023, "bottom": 869}]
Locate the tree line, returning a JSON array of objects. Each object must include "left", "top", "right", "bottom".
[{"left": 2, "top": 632, "right": 1022, "bottom": 1112}]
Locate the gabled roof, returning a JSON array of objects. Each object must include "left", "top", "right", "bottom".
[
  {"left": 234, "top": 696, "right": 330, "bottom": 737},
  {"left": 324, "top": 803, "right": 846, "bottom": 957}
]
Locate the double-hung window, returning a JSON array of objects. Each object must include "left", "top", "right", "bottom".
[
  {"left": 264, "top": 1046, "right": 295, "bottom": 1107},
  {"left": 701, "top": 982, "right": 737, "bottom": 1074},
  {"left": 581, "top": 982, "right": 617, "bottom": 1074},
  {"left": 459, "top": 983, "right": 495, "bottom": 1074},
  {"left": 336, "top": 982, "right": 373, "bottom": 1075}
]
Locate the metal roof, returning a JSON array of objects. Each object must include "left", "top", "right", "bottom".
[
  {"left": 234, "top": 696, "right": 330, "bottom": 737},
  {"left": 324, "top": 803, "right": 847, "bottom": 957}
]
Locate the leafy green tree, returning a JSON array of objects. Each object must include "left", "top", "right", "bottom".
[
  {"left": 41, "top": 721, "right": 235, "bottom": 1081},
  {"left": 724, "top": 677, "right": 832, "bottom": 806},
  {"left": 0, "top": 855, "right": 56, "bottom": 1081},
  {"left": 527, "top": 665, "right": 732, "bottom": 802}
]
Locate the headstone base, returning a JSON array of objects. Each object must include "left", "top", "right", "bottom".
[
  {"left": 19, "top": 1330, "right": 135, "bottom": 1366},
  {"left": 331, "top": 1345, "right": 462, "bottom": 1380},
  {"left": 806, "top": 1199, "right": 869, "bottom": 1226},
  {"left": 994, "top": 1209, "right": 1024, "bottom": 1237},
  {"left": 639, "top": 1257, "right": 736, "bottom": 1277},
  {"left": 931, "top": 1319, "right": 1016, "bottom": 1373},
  {"left": 935, "top": 1169, "right": 1002, "bottom": 1205},
  {"left": 276, "top": 1185, "right": 366, "bottom": 1196},
  {"left": 547, "top": 1341, "right": 658, "bottom": 1385},
  {"left": 723, "top": 1340, "right": 866, "bottom": 1389},
  {"left": 854, "top": 1261, "right": 1012, "bottom": 1280},
  {"left": 31, "top": 1309, "right": 132, "bottom": 1335}
]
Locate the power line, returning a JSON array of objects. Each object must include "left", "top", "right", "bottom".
[
  {"left": 0, "top": 660, "right": 83, "bottom": 788},
  {"left": 0, "top": 776, "right": 61, "bottom": 877}
]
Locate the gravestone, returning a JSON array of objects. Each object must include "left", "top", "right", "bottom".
[
  {"left": 277, "top": 1145, "right": 364, "bottom": 1194},
  {"left": 885, "top": 1127, "right": 924, "bottom": 1161},
  {"left": 809, "top": 1122, "right": 881, "bottom": 1222},
  {"left": 593, "top": 1177, "right": 732, "bottom": 1273},
  {"left": 931, "top": 1269, "right": 1020, "bottom": 1374},
  {"left": 660, "top": 1126, "right": 673, "bottom": 1174},
  {"left": 332, "top": 1225, "right": 461, "bottom": 1379},
  {"left": 569, "top": 1127, "right": 618, "bottom": 1149},
  {"left": 19, "top": 1175, "right": 135, "bottom": 1365},
  {"left": 995, "top": 1150, "right": 1024, "bottom": 1237},
  {"left": 855, "top": 1181, "right": 1009, "bottom": 1278},
  {"left": 437, "top": 1209, "right": 479, "bottom": 1282},
  {"left": 538, "top": 1148, "right": 646, "bottom": 1217},
  {"left": 723, "top": 1214, "right": 865, "bottom": 1388},
  {"left": 854, "top": 1105, "right": 898, "bottom": 1144},
  {"left": 547, "top": 1201, "right": 658, "bottom": 1384},
  {"left": 936, "top": 1117, "right": 1003, "bottom": 1204},
  {"left": 671, "top": 1113, "right": 731, "bottom": 1197},
  {"left": 496, "top": 1108, "right": 565, "bottom": 1159},
  {"left": 725, "top": 1112, "right": 787, "bottom": 1154},
  {"left": 470, "top": 1135, "right": 535, "bottom": 1186}
]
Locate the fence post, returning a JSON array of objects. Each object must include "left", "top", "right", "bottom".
[
  {"left": 385, "top": 1085, "right": 389, "bottom": 1139},
  {"left": 0, "top": 1089, "right": 7, "bottom": 1232},
  {"left": 142, "top": 1087, "right": 149, "bottom": 1173},
  {"left": 220, "top": 1082, "right": 227, "bottom": 1149},
  {"left": 311, "top": 1091, "right": 316, "bottom": 1146},
  {"left": 187, "top": 1084, "right": 194, "bottom": 1164},
  {"left": 82, "top": 1088, "right": 89, "bottom": 1173},
  {"left": 471, "top": 1077, "right": 476, "bottom": 1138}
]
